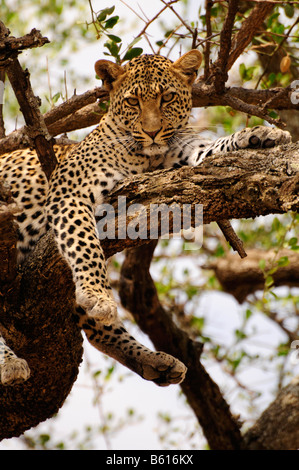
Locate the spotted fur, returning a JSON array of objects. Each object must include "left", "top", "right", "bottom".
[{"left": 0, "top": 50, "right": 291, "bottom": 386}]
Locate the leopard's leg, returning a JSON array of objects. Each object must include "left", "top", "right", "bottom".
[
  {"left": 75, "top": 307, "right": 187, "bottom": 386},
  {"left": 191, "top": 125, "right": 292, "bottom": 165},
  {"left": 46, "top": 198, "right": 118, "bottom": 326},
  {"left": 0, "top": 332, "right": 30, "bottom": 386}
]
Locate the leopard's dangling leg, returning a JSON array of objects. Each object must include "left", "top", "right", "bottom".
[
  {"left": 0, "top": 332, "right": 30, "bottom": 386},
  {"left": 75, "top": 307, "right": 187, "bottom": 386}
]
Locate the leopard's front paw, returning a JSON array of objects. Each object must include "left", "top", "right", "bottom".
[
  {"left": 76, "top": 289, "right": 118, "bottom": 325},
  {"left": 0, "top": 358, "right": 30, "bottom": 386},
  {"left": 141, "top": 352, "right": 187, "bottom": 386},
  {"left": 236, "top": 126, "right": 292, "bottom": 150},
  {"left": 88, "top": 296, "right": 118, "bottom": 325}
]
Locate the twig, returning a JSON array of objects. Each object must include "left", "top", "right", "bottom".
[
  {"left": 204, "top": 0, "right": 213, "bottom": 80},
  {"left": 217, "top": 220, "right": 247, "bottom": 259},
  {"left": 227, "top": 1, "right": 275, "bottom": 72},
  {"left": 0, "top": 69, "right": 5, "bottom": 139},
  {"left": 212, "top": 0, "right": 239, "bottom": 93},
  {"left": 221, "top": 92, "right": 285, "bottom": 127}
]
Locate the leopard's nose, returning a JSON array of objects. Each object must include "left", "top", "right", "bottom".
[{"left": 143, "top": 128, "right": 161, "bottom": 140}]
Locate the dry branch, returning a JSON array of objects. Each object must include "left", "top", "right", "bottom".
[
  {"left": 227, "top": 0, "right": 275, "bottom": 71},
  {"left": 0, "top": 21, "right": 57, "bottom": 179},
  {"left": 207, "top": 248, "right": 299, "bottom": 303},
  {"left": 0, "top": 27, "right": 49, "bottom": 65}
]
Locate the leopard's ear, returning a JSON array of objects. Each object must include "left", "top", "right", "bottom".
[
  {"left": 95, "top": 60, "right": 125, "bottom": 91},
  {"left": 171, "top": 50, "right": 202, "bottom": 85}
]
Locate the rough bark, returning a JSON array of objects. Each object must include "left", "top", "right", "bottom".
[
  {"left": 0, "top": 198, "right": 82, "bottom": 440},
  {"left": 106, "top": 142, "right": 299, "bottom": 233},
  {"left": 243, "top": 375, "right": 299, "bottom": 450}
]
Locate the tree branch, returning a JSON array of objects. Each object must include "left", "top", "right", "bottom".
[
  {"left": 212, "top": 0, "right": 239, "bottom": 93},
  {"left": 206, "top": 248, "right": 299, "bottom": 303},
  {"left": 0, "top": 26, "right": 49, "bottom": 65},
  {"left": 0, "top": 21, "right": 57, "bottom": 180},
  {"left": 243, "top": 375, "right": 299, "bottom": 450},
  {"left": 104, "top": 142, "right": 299, "bottom": 244},
  {"left": 227, "top": 0, "right": 275, "bottom": 72}
]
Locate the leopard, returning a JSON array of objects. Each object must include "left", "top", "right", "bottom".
[{"left": 0, "top": 50, "right": 291, "bottom": 387}]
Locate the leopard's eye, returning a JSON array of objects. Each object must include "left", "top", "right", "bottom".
[
  {"left": 125, "top": 97, "right": 139, "bottom": 107},
  {"left": 162, "top": 92, "right": 176, "bottom": 104}
]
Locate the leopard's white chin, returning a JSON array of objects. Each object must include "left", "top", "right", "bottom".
[{"left": 142, "top": 143, "right": 169, "bottom": 157}]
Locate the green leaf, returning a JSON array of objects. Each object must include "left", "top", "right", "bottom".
[
  {"left": 277, "top": 256, "right": 289, "bottom": 267},
  {"left": 265, "top": 275, "right": 274, "bottom": 288},
  {"left": 107, "top": 34, "right": 122, "bottom": 43},
  {"left": 97, "top": 6, "right": 115, "bottom": 22},
  {"left": 245, "top": 309, "right": 252, "bottom": 319},
  {"left": 191, "top": 316, "right": 205, "bottom": 331},
  {"left": 288, "top": 237, "right": 298, "bottom": 247},
  {"left": 235, "top": 329, "right": 247, "bottom": 340},
  {"left": 239, "top": 63, "right": 246, "bottom": 80},
  {"left": 52, "top": 92, "right": 61, "bottom": 104},
  {"left": 239, "top": 63, "right": 257, "bottom": 82},
  {"left": 39, "top": 434, "right": 51, "bottom": 446},
  {"left": 284, "top": 3, "right": 294, "bottom": 18},
  {"left": 186, "top": 285, "right": 198, "bottom": 300},
  {"left": 104, "top": 40, "right": 121, "bottom": 59},
  {"left": 123, "top": 47, "right": 143, "bottom": 61},
  {"left": 277, "top": 343, "right": 289, "bottom": 356},
  {"left": 104, "top": 16, "right": 119, "bottom": 29},
  {"left": 93, "top": 369, "right": 102, "bottom": 378},
  {"left": 259, "top": 259, "right": 266, "bottom": 270},
  {"left": 127, "top": 37, "right": 142, "bottom": 48}
]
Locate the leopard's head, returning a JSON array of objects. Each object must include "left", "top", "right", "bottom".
[{"left": 95, "top": 50, "right": 202, "bottom": 156}]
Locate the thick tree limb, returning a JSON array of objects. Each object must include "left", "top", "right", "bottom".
[
  {"left": 0, "top": 192, "right": 82, "bottom": 440},
  {"left": 105, "top": 143, "right": 299, "bottom": 241}
]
